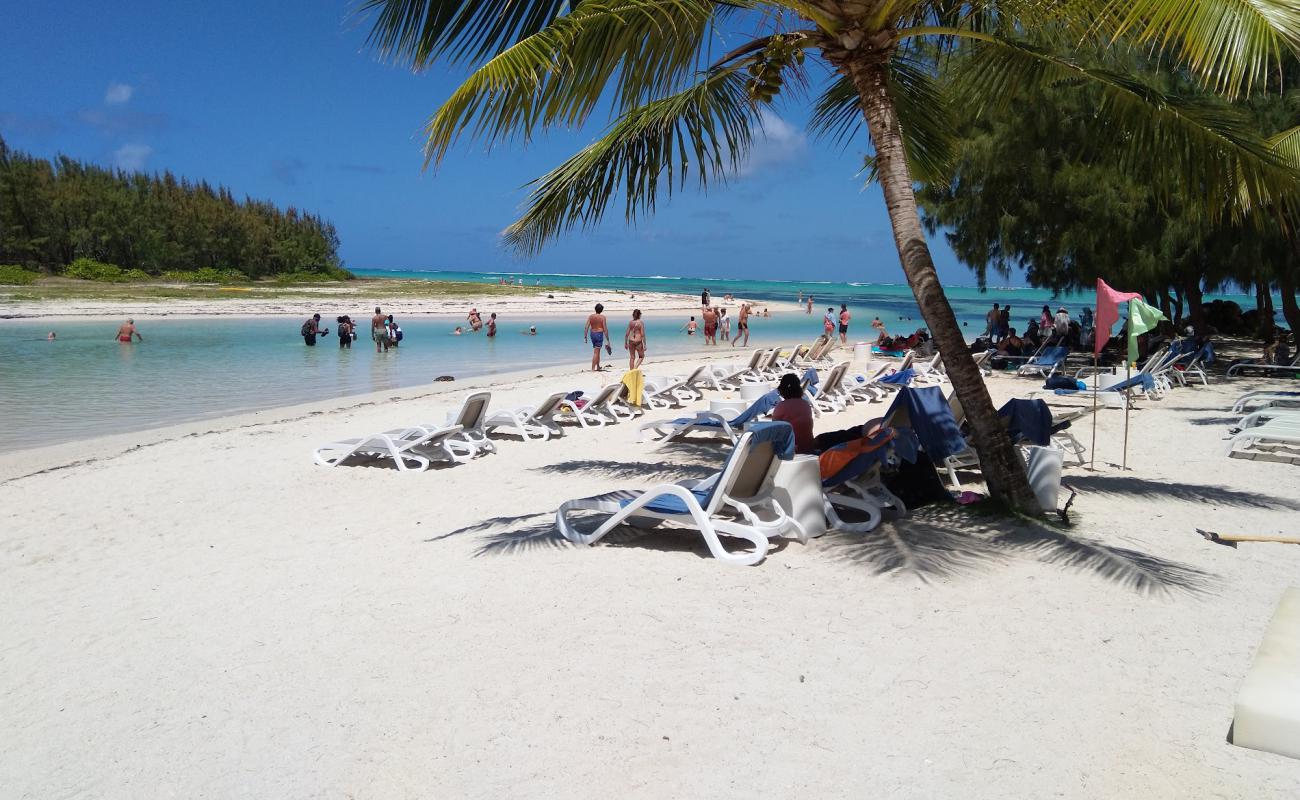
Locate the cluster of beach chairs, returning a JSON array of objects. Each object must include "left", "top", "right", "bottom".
[
  {"left": 312, "top": 328, "right": 1298, "bottom": 565},
  {"left": 311, "top": 338, "right": 956, "bottom": 564}
]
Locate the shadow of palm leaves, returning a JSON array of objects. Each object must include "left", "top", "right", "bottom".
[
  {"left": 1187, "top": 415, "right": 1240, "bottom": 427},
  {"left": 1067, "top": 475, "right": 1300, "bottom": 510},
  {"left": 819, "top": 503, "right": 1215, "bottom": 596},
  {"left": 534, "top": 459, "right": 715, "bottom": 482},
  {"left": 425, "top": 512, "right": 573, "bottom": 556}
]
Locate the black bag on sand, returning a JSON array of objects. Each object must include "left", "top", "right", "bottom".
[{"left": 883, "top": 455, "right": 953, "bottom": 509}]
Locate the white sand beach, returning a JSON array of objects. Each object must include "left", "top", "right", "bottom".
[
  {"left": 0, "top": 285, "right": 763, "bottom": 320},
  {"left": 2, "top": 350, "right": 1299, "bottom": 798}
]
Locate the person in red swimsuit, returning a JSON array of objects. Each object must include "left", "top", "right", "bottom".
[{"left": 115, "top": 319, "right": 142, "bottom": 343}]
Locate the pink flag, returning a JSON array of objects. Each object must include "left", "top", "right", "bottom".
[{"left": 1095, "top": 278, "right": 1142, "bottom": 357}]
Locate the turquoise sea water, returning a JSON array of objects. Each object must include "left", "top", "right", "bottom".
[{"left": 1, "top": 270, "right": 1263, "bottom": 452}]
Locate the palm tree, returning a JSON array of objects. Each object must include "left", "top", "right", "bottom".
[{"left": 359, "top": 0, "right": 1300, "bottom": 511}]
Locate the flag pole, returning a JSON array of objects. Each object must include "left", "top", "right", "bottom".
[
  {"left": 1122, "top": 358, "right": 1131, "bottom": 470},
  {"left": 1089, "top": 351, "right": 1098, "bottom": 470},
  {"left": 1122, "top": 299, "right": 1133, "bottom": 470}
]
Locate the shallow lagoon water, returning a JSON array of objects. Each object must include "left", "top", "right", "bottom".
[
  {"left": 1, "top": 312, "right": 824, "bottom": 451},
  {"left": 2, "top": 272, "right": 1264, "bottom": 452}
]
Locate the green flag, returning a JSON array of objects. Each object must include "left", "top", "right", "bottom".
[{"left": 1127, "top": 298, "right": 1167, "bottom": 364}]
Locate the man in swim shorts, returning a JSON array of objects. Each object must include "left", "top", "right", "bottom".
[
  {"left": 115, "top": 318, "right": 142, "bottom": 343},
  {"left": 702, "top": 306, "right": 717, "bottom": 345},
  {"left": 732, "top": 304, "right": 750, "bottom": 347},
  {"left": 371, "top": 306, "right": 388, "bottom": 353},
  {"left": 584, "top": 303, "right": 609, "bottom": 371}
]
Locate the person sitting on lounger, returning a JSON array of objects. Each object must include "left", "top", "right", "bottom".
[{"left": 772, "top": 373, "right": 815, "bottom": 455}]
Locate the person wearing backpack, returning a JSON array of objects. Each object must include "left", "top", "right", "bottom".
[
  {"left": 337, "top": 316, "right": 354, "bottom": 349},
  {"left": 301, "top": 314, "right": 328, "bottom": 346}
]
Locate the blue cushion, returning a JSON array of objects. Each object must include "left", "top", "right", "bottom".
[{"left": 624, "top": 487, "right": 714, "bottom": 515}]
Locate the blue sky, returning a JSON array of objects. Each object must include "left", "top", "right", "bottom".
[{"left": 0, "top": 0, "right": 990, "bottom": 284}]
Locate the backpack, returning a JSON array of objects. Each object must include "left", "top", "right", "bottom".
[{"left": 300, "top": 320, "right": 312, "bottom": 336}]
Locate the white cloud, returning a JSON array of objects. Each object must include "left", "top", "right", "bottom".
[
  {"left": 104, "top": 82, "right": 134, "bottom": 105},
  {"left": 113, "top": 143, "right": 153, "bottom": 171},
  {"left": 740, "top": 110, "right": 808, "bottom": 176}
]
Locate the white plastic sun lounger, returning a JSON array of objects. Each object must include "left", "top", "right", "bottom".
[
  {"left": 413, "top": 391, "right": 497, "bottom": 458},
  {"left": 716, "top": 349, "right": 772, "bottom": 388},
  {"left": 1226, "top": 351, "right": 1300, "bottom": 378},
  {"left": 556, "top": 429, "right": 801, "bottom": 565},
  {"left": 1231, "top": 391, "right": 1300, "bottom": 414},
  {"left": 812, "top": 362, "right": 854, "bottom": 413},
  {"left": 314, "top": 424, "right": 467, "bottom": 472},
  {"left": 555, "top": 384, "right": 624, "bottom": 428},
  {"left": 484, "top": 391, "right": 568, "bottom": 441},
  {"left": 643, "top": 366, "right": 712, "bottom": 409},
  {"left": 1225, "top": 417, "right": 1300, "bottom": 461}
]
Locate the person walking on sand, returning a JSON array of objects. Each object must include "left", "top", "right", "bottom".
[
  {"left": 838, "top": 304, "right": 851, "bottom": 344},
  {"left": 701, "top": 287, "right": 711, "bottom": 309},
  {"left": 371, "top": 306, "right": 388, "bottom": 353},
  {"left": 732, "top": 303, "right": 751, "bottom": 347},
  {"left": 625, "top": 308, "right": 646, "bottom": 370},
  {"left": 985, "top": 303, "right": 1000, "bottom": 340},
  {"left": 584, "top": 303, "right": 611, "bottom": 371},
  {"left": 719, "top": 308, "right": 730, "bottom": 341},
  {"left": 702, "top": 306, "right": 718, "bottom": 345},
  {"left": 115, "top": 318, "right": 142, "bottom": 343}
]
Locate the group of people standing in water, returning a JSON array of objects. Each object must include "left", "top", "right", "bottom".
[{"left": 302, "top": 306, "right": 402, "bottom": 352}]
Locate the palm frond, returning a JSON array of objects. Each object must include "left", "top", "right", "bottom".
[
  {"left": 422, "top": 0, "right": 738, "bottom": 165},
  {"left": 938, "top": 32, "right": 1300, "bottom": 216},
  {"left": 502, "top": 70, "right": 758, "bottom": 255},
  {"left": 809, "top": 57, "right": 956, "bottom": 183},
  {"left": 358, "top": 0, "right": 581, "bottom": 66},
  {"left": 1268, "top": 124, "right": 1300, "bottom": 167},
  {"left": 1090, "top": 0, "right": 1300, "bottom": 97}
]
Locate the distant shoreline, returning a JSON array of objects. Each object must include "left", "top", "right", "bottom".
[{"left": 0, "top": 275, "right": 768, "bottom": 321}]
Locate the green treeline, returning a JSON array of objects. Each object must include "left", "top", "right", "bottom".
[{"left": 0, "top": 135, "right": 349, "bottom": 280}]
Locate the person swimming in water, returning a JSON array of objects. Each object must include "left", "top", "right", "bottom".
[{"left": 115, "top": 319, "right": 142, "bottom": 343}]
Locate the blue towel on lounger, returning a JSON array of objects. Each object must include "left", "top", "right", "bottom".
[
  {"left": 881, "top": 387, "right": 966, "bottom": 459},
  {"left": 626, "top": 422, "right": 794, "bottom": 514},
  {"left": 1053, "top": 372, "right": 1154, "bottom": 396},
  {"left": 998, "top": 399, "right": 1052, "bottom": 446},
  {"left": 672, "top": 390, "right": 781, "bottom": 428},
  {"left": 1026, "top": 347, "right": 1068, "bottom": 368},
  {"left": 879, "top": 368, "right": 915, "bottom": 385}
]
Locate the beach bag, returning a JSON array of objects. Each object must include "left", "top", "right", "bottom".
[{"left": 882, "top": 456, "right": 951, "bottom": 509}]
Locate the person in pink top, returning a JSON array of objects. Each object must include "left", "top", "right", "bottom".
[
  {"left": 838, "top": 304, "right": 851, "bottom": 344},
  {"left": 771, "top": 374, "right": 815, "bottom": 455}
]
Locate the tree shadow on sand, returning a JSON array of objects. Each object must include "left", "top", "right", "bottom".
[
  {"left": 532, "top": 459, "right": 715, "bottom": 483},
  {"left": 817, "top": 503, "right": 1215, "bottom": 597},
  {"left": 1065, "top": 475, "right": 1300, "bottom": 511},
  {"left": 1186, "top": 415, "right": 1240, "bottom": 427},
  {"left": 426, "top": 512, "right": 573, "bottom": 556}
]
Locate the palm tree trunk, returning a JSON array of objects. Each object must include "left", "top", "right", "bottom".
[
  {"left": 1279, "top": 269, "right": 1300, "bottom": 340},
  {"left": 842, "top": 56, "right": 1040, "bottom": 513}
]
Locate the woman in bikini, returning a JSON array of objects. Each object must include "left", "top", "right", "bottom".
[{"left": 625, "top": 308, "right": 646, "bottom": 370}]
